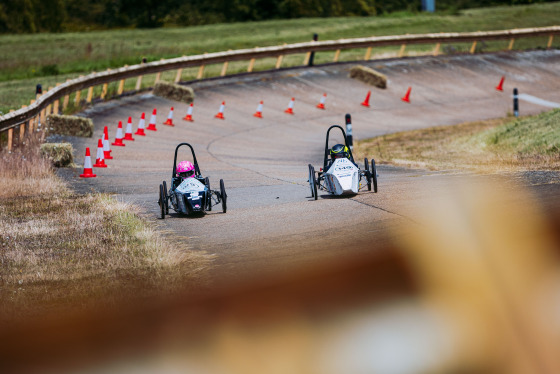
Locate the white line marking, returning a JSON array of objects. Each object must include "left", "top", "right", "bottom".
[{"left": 517, "top": 93, "right": 560, "bottom": 108}]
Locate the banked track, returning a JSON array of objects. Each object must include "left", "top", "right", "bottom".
[{"left": 61, "top": 50, "right": 560, "bottom": 270}]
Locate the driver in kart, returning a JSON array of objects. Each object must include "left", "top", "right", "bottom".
[
  {"left": 176, "top": 160, "right": 195, "bottom": 179},
  {"left": 329, "top": 144, "right": 350, "bottom": 160}
]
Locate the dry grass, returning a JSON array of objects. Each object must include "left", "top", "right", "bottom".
[
  {"left": 356, "top": 110, "right": 560, "bottom": 173},
  {"left": 349, "top": 65, "right": 387, "bottom": 89},
  {"left": 0, "top": 139, "right": 212, "bottom": 319}
]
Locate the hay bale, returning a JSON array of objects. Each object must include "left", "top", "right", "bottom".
[
  {"left": 153, "top": 82, "right": 195, "bottom": 104},
  {"left": 349, "top": 65, "right": 387, "bottom": 89},
  {"left": 40, "top": 142, "right": 75, "bottom": 167},
  {"left": 46, "top": 114, "right": 93, "bottom": 137}
]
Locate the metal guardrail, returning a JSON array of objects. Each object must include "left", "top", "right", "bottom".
[{"left": 1, "top": 26, "right": 559, "bottom": 149}]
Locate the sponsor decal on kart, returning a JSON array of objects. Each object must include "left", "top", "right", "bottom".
[{"left": 176, "top": 178, "right": 205, "bottom": 194}]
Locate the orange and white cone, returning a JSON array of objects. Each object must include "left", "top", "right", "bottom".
[
  {"left": 163, "top": 107, "right": 175, "bottom": 126},
  {"left": 253, "top": 101, "right": 263, "bottom": 118},
  {"left": 135, "top": 112, "right": 146, "bottom": 136},
  {"left": 146, "top": 109, "right": 157, "bottom": 131},
  {"left": 183, "top": 104, "right": 194, "bottom": 122},
  {"left": 361, "top": 91, "right": 371, "bottom": 107},
  {"left": 124, "top": 116, "right": 135, "bottom": 141},
  {"left": 401, "top": 87, "right": 412, "bottom": 103},
  {"left": 93, "top": 139, "right": 107, "bottom": 168},
  {"left": 316, "top": 93, "right": 327, "bottom": 109},
  {"left": 112, "top": 121, "right": 126, "bottom": 147},
  {"left": 79, "top": 147, "right": 96, "bottom": 178},
  {"left": 103, "top": 126, "right": 112, "bottom": 159},
  {"left": 215, "top": 101, "right": 225, "bottom": 119},
  {"left": 284, "top": 97, "right": 295, "bottom": 114}
]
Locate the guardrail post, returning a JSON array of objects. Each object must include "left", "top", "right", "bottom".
[
  {"left": 118, "top": 66, "right": 127, "bottom": 94},
  {"left": 86, "top": 85, "right": 94, "bottom": 103},
  {"left": 248, "top": 57, "right": 256, "bottom": 73},
  {"left": 398, "top": 43, "right": 406, "bottom": 57},
  {"left": 333, "top": 49, "right": 341, "bottom": 62},
  {"left": 508, "top": 38, "right": 515, "bottom": 50},
  {"left": 470, "top": 41, "right": 477, "bottom": 54},
  {"left": 101, "top": 70, "right": 110, "bottom": 99},
  {"left": 53, "top": 99, "right": 59, "bottom": 115},
  {"left": 75, "top": 77, "right": 83, "bottom": 105},
  {"left": 29, "top": 100, "right": 36, "bottom": 132},
  {"left": 364, "top": 47, "right": 372, "bottom": 61},
  {"left": 7, "top": 109, "right": 14, "bottom": 152},
  {"left": 19, "top": 105, "right": 27, "bottom": 145},
  {"left": 275, "top": 55, "right": 283, "bottom": 69},
  {"left": 62, "top": 79, "right": 70, "bottom": 111},
  {"left": 220, "top": 61, "right": 229, "bottom": 76},
  {"left": 513, "top": 88, "right": 519, "bottom": 117},
  {"left": 308, "top": 33, "right": 318, "bottom": 66},
  {"left": 197, "top": 65, "right": 205, "bottom": 79},
  {"left": 433, "top": 43, "right": 441, "bottom": 56},
  {"left": 175, "top": 67, "right": 183, "bottom": 83},
  {"left": 547, "top": 35, "right": 553, "bottom": 48}
]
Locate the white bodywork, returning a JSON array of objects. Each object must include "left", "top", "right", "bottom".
[
  {"left": 176, "top": 178, "right": 205, "bottom": 194},
  {"left": 324, "top": 158, "right": 359, "bottom": 195}
]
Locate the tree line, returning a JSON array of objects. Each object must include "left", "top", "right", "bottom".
[{"left": 0, "top": 0, "right": 553, "bottom": 33}]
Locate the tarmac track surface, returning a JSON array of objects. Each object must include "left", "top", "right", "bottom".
[{"left": 61, "top": 50, "right": 560, "bottom": 273}]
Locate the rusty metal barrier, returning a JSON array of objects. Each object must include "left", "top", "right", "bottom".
[{"left": 1, "top": 26, "right": 559, "bottom": 151}]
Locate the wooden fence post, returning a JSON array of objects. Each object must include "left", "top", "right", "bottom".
[
  {"left": 19, "top": 105, "right": 27, "bottom": 145},
  {"left": 220, "top": 61, "right": 229, "bottom": 76},
  {"left": 74, "top": 77, "right": 83, "bottom": 105},
  {"left": 433, "top": 43, "right": 441, "bottom": 56},
  {"left": 470, "top": 41, "right": 477, "bottom": 54},
  {"left": 333, "top": 49, "right": 341, "bottom": 62},
  {"left": 547, "top": 35, "right": 553, "bottom": 48},
  {"left": 175, "top": 68, "right": 183, "bottom": 83},
  {"left": 62, "top": 79, "right": 70, "bottom": 111},
  {"left": 29, "top": 100, "right": 36, "bottom": 132},
  {"left": 118, "top": 66, "right": 127, "bottom": 94},
  {"left": 275, "top": 55, "right": 284, "bottom": 69},
  {"left": 155, "top": 58, "right": 164, "bottom": 83},
  {"left": 7, "top": 109, "right": 14, "bottom": 152},
  {"left": 247, "top": 58, "right": 256, "bottom": 73},
  {"left": 398, "top": 44, "right": 406, "bottom": 57},
  {"left": 364, "top": 47, "right": 372, "bottom": 60},
  {"left": 508, "top": 38, "right": 515, "bottom": 50},
  {"left": 303, "top": 51, "right": 311, "bottom": 65}
]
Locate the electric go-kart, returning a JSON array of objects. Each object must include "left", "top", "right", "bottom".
[
  {"left": 308, "top": 125, "right": 377, "bottom": 200},
  {"left": 158, "top": 142, "right": 227, "bottom": 219}
]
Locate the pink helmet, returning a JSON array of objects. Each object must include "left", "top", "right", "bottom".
[{"left": 176, "top": 160, "right": 195, "bottom": 178}]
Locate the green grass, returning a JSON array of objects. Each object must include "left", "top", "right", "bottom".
[
  {"left": 356, "top": 109, "right": 560, "bottom": 172},
  {"left": 1, "top": 2, "right": 559, "bottom": 114}
]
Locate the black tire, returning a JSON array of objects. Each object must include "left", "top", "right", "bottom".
[
  {"left": 162, "top": 181, "right": 169, "bottom": 214},
  {"left": 159, "top": 184, "right": 165, "bottom": 219},
  {"left": 364, "top": 158, "right": 372, "bottom": 191},
  {"left": 220, "top": 179, "right": 227, "bottom": 213},
  {"left": 308, "top": 164, "right": 317, "bottom": 200},
  {"left": 371, "top": 159, "right": 378, "bottom": 193},
  {"left": 205, "top": 177, "right": 211, "bottom": 211}
]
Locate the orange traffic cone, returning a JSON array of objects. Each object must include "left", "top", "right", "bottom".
[
  {"left": 495, "top": 76, "right": 505, "bottom": 91},
  {"left": 112, "top": 121, "right": 126, "bottom": 146},
  {"left": 93, "top": 139, "right": 107, "bottom": 168},
  {"left": 79, "top": 147, "right": 96, "bottom": 178},
  {"left": 401, "top": 87, "right": 412, "bottom": 103},
  {"left": 284, "top": 97, "right": 295, "bottom": 114},
  {"left": 124, "top": 116, "right": 135, "bottom": 141},
  {"left": 183, "top": 103, "right": 194, "bottom": 122},
  {"left": 253, "top": 101, "right": 263, "bottom": 118},
  {"left": 103, "top": 126, "right": 112, "bottom": 159},
  {"left": 361, "top": 91, "right": 371, "bottom": 107},
  {"left": 135, "top": 112, "right": 146, "bottom": 136},
  {"left": 164, "top": 107, "right": 175, "bottom": 126},
  {"left": 316, "top": 93, "right": 327, "bottom": 109},
  {"left": 215, "top": 101, "right": 225, "bottom": 119},
  {"left": 146, "top": 109, "right": 157, "bottom": 131}
]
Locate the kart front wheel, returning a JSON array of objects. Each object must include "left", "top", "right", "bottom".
[
  {"left": 308, "top": 164, "right": 317, "bottom": 200},
  {"left": 158, "top": 184, "right": 165, "bottom": 219},
  {"left": 220, "top": 179, "right": 227, "bottom": 213},
  {"left": 364, "top": 158, "right": 372, "bottom": 191},
  {"left": 162, "top": 181, "right": 169, "bottom": 215},
  {"left": 371, "top": 158, "right": 378, "bottom": 193}
]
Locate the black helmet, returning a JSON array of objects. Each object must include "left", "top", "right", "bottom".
[{"left": 330, "top": 144, "right": 349, "bottom": 159}]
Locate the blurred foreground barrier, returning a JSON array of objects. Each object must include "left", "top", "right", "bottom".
[{"left": 1, "top": 26, "right": 559, "bottom": 151}]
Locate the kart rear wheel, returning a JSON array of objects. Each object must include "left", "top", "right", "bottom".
[
  {"left": 220, "top": 179, "right": 227, "bottom": 213},
  {"left": 205, "top": 178, "right": 212, "bottom": 211},
  {"left": 364, "top": 158, "right": 372, "bottom": 191},
  {"left": 371, "top": 158, "right": 378, "bottom": 193},
  {"left": 308, "top": 164, "right": 317, "bottom": 200},
  {"left": 162, "top": 181, "right": 169, "bottom": 214},
  {"left": 159, "top": 184, "right": 165, "bottom": 219}
]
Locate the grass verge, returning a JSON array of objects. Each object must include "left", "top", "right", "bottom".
[
  {"left": 356, "top": 109, "right": 560, "bottom": 172},
  {"left": 0, "top": 139, "right": 213, "bottom": 320}
]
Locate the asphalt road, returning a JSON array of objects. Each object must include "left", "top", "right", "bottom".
[{"left": 60, "top": 50, "right": 560, "bottom": 271}]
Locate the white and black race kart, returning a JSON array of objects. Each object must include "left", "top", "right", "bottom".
[
  {"left": 158, "top": 142, "right": 227, "bottom": 218},
  {"left": 308, "top": 125, "right": 377, "bottom": 200}
]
